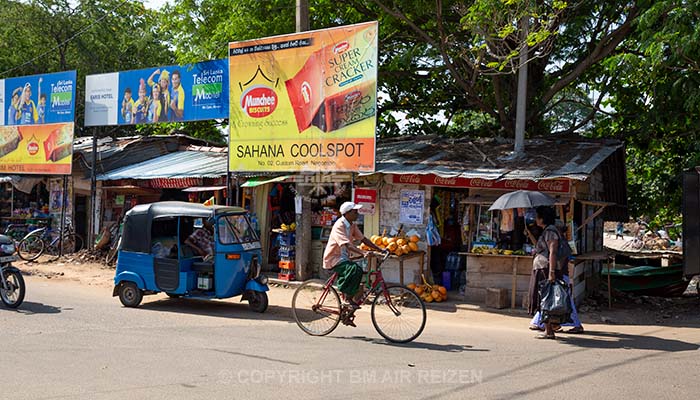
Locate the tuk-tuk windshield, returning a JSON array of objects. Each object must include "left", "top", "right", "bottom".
[{"left": 218, "top": 214, "right": 258, "bottom": 244}]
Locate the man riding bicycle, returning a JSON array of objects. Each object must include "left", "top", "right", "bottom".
[{"left": 323, "top": 202, "right": 385, "bottom": 324}]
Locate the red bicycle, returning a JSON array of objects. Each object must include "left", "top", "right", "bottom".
[{"left": 292, "top": 252, "right": 427, "bottom": 343}]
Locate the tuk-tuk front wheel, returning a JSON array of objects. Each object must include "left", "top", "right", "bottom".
[
  {"left": 118, "top": 282, "right": 143, "bottom": 308},
  {"left": 248, "top": 291, "right": 268, "bottom": 313}
]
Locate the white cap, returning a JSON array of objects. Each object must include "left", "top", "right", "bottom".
[{"left": 339, "top": 201, "right": 362, "bottom": 215}]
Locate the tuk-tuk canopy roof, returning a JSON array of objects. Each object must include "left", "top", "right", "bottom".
[
  {"left": 127, "top": 201, "right": 246, "bottom": 219},
  {"left": 121, "top": 202, "right": 247, "bottom": 254}
]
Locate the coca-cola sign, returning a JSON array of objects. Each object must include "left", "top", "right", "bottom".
[
  {"left": 537, "top": 180, "right": 567, "bottom": 192},
  {"left": 391, "top": 174, "right": 570, "bottom": 193}
]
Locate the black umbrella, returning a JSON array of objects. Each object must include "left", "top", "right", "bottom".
[{"left": 488, "top": 190, "right": 555, "bottom": 211}]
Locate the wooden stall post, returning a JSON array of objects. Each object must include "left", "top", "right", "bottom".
[{"left": 511, "top": 256, "right": 518, "bottom": 308}]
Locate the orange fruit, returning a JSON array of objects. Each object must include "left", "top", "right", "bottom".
[
  {"left": 415, "top": 286, "right": 425, "bottom": 295},
  {"left": 438, "top": 286, "right": 447, "bottom": 295},
  {"left": 424, "top": 296, "right": 433, "bottom": 303},
  {"left": 401, "top": 244, "right": 411, "bottom": 254},
  {"left": 407, "top": 283, "right": 417, "bottom": 291},
  {"left": 382, "top": 237, "right": 390, "bottom": 246},
  {"left": 408, "top": 242, "right": 419, "bottom": 252},
  {"left": 409, "top": 235, "right": 420, "bottom": 243},
  {"left": 431, "top": 291, "right": 441, "bottom": 300},
  {"left": 397, "top": 238, "right": 407, "bottom": 246},
  {"left": 387, "top": 242, "right": 398, "bottom": 252}
]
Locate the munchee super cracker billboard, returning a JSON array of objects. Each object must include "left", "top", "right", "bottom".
[{"left": 228, "top": 22, "right": 378, "bottom": 172}]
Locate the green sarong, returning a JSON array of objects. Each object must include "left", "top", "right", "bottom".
[{"left": 333, "top": 260, "right": 363, "bottom": 296}]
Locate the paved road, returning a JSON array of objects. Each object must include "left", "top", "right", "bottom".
[{"left": 3, "top": 276, "right": 698, "bottom": 400}]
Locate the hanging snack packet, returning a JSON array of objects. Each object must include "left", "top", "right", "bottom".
[
  {"left": 285, "top": 52, "right": 325, "bottom": 133},
  {"left": 43, "top": 124, "right": 73, "bottom": 162}
]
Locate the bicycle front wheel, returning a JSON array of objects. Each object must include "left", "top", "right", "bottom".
[
  {"left": 371, "top": 285, "right": 426, "bottom": 343},
  {"left": 17, "top": 236, "right": 44, "bottom": 261},
  {"left": 292, "top": 280, "right": 341, "bottom": 337}
]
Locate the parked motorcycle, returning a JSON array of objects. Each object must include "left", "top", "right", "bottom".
[{"left": 0, "top": 233, "right": 25, "bottom": 308}]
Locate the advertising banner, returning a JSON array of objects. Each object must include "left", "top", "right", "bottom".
[
  {"left": 400, "top": 189, "right": 425, "bottom": 225},
  {"left": 228, "top": 21, "right": 378, "bottom": 172},
  {"left": 0, "top": 70, "right": 76, "bottom": 175},
  {"left": 353, "top": 188, "right": 377, "bottom": 215},
  {"left": 0, "top": 123, "right": 74, "bottom": 174},
  {"left": 0, "top": 71, "right": 76, "bottom": 126},
  {"left": 84, "top": 59, "right": 229, "bottom": 126}
]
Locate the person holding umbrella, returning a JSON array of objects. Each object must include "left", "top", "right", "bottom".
[{"left": 527, "top": 206, "right": 566, "bottom": 339}]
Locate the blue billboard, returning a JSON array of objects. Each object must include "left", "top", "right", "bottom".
[
  {"left": 84, "top": 59, "right": 228, "bottom": 126},
  {"left": 1, "top": 70, "right": 77, "bottom": 126}
]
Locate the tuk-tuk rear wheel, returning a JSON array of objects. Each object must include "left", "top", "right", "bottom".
[
  {"left": 118, "top": 282, "right": 143, "bottom": 308},
  {"left": 248, "top": 291, "right": 268, "bottom": 313}
]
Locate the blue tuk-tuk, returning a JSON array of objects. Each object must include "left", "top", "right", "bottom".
[{"left": 112, "top": 202, "right": 269, "bottom": 312}]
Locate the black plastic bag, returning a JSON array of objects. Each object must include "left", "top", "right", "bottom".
[{"left": 539, "top": 280, "right": 573, "bottom": 324}]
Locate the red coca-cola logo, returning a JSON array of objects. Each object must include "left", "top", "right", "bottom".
[
  {"left": 434, "top": 176, "right": 457, "bottom": 186},
  {"left": 333, "top": 41, "right": 350, "bottom": 55},
  {"left": 240, "top": 86, "right": 278, "bottom": 118},
  {"left": 538, "top": 180, "right": 566, "bottom": 192},
  {"left": 504, "top": 180, "right": 530, "bottom": 190},
  {"left": 398, "top": 175, "right": 421, "bottom": 184},
  {"left": 469, "top": 178, "right": 495, "bottom": 188},
  {"left": 27, "top": 141, "right": 39, "bottom": 156}
]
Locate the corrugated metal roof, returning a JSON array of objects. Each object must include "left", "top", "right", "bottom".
[
  {"left": 372, "top": 135, "right": 624, "bottom": 181},
  {"left": 72, "top": 135, "right": 221, "bottom": 178},
  {"left": 97, "top": 151, "right": 227, "bottom": 180}
]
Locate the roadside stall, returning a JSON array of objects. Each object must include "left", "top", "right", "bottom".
[
  {"left": 241, "top": 173, "right": 356, "bottom": 276},
  {"left": 0, "top": 176, "right": 54, "bottom": 241},
  {"left": 366, "top": 135, "right": 628, "bottom": 307}
]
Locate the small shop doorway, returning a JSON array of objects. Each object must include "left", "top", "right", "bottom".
[
  {"left": 74, "top": 195, "right": 88, "bottom": 241},
  {"left": 428, "top": 187, "right": 469, "bottom": 287}
]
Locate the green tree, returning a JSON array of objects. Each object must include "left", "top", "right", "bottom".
[{"left": 590, "top": 0, "right": 700, "bottom": 222}]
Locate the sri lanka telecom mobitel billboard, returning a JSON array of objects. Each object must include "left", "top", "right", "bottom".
[
  {"left": 84, "top": 59, "right": 229, "bottom": 126},
  {"left": 0, "top": 70, "right": 76, "bottom": 175},
  {"left": 228, "top": 22, "right": 378, "bottom": 172}
]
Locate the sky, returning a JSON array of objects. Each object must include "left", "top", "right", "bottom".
[{"left": 143, "top": 0, "right": 169, "bottom": 9}]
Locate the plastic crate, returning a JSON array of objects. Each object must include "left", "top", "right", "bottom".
[
  {"left": 278, "top": 246, "right": 296, "bottom": 259},
  {"left": 278, "top": 269, "right": 296, "bottom": 281},
  {"left": 278, "top": 232, "right": 296, "bottom": 246},
  {"left": 279, "top": 260, "right": 295, "bottom": 270}
]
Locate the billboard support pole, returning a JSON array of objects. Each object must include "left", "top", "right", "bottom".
[
  {"left": 294, "top": 3, "right": 312, "bottom": 281},
  {"left": 90, "top": 127, "right": 98, "bottom": 248},
  {"left": 60, "top": 175, "right": 67, "bottom": 259}
]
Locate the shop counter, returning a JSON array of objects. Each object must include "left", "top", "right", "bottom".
[
  {"left": 374, "top": 251, "right": 426, "bottom": 286},
  {"left": 459, "top": 253, "right": 534, "bottom": 308}
]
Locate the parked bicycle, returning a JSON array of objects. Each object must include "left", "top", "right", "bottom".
[
  {"left": 291, "top": 251, "right": 427, "bottom": 343},
  {"left": 17, "top": 220, "right": 84, "bottom": 262},
  {"left": 105, "top": 222, "right": 122, "bottom": 266}
]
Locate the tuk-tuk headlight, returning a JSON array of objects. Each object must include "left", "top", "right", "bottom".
[{"left": 256, "top": 274, "right": 269, "bottom": 286}]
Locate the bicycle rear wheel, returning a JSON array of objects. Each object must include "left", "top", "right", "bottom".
[
  {"left": 371, "top": 285, "right": 426, "bottom": 343},
  {"left": 292, "top": 280, "right": 342, "bottom": 337},
  {"left": 17, "top": 236, "right": 44, "bottom": 261},
  {"left": 47, "top": 233, "right": 84, "bottom": 262}
]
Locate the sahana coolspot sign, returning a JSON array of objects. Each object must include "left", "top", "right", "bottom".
[{"left": 228, "top": 22, "right": 379, "bottom": 172}]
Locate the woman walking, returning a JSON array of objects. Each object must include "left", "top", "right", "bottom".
[{"left": 527, "top": 206, "right": 565, "bottom": 339}]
